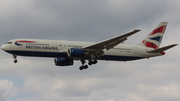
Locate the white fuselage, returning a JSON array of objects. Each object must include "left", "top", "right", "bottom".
[{"left": 1, "top": 38, "right": 162, "bottom": 61}]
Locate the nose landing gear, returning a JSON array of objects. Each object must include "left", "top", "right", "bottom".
[{"left": 13, "top": 55, "right": 18, "bottom": 63}]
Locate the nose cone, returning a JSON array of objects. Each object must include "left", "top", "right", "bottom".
[{"left": 1, "top": 44, "right": 6, "bottom": 51}]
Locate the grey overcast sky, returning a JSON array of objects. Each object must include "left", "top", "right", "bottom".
[{"left": 0, "top": 0, "right": 180, "bottom": 101}]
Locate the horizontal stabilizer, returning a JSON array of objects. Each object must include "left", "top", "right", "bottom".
[{"left": 147, "top": 44, "right": 178, "bottom": 53}]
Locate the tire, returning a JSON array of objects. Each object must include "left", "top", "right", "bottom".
[
  {"left": 84, "top": 65, "right": 88, "bottom": 69},
  {"left": 79, "top": 66, "right": 84, "bottom": 70},
  {"left": 14, "top": 60, "right": 18, "bottom": 63}
]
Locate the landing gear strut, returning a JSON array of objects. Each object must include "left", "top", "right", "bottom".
[{"left": 13, "top": 55, "right": 18, "bottom": 63}]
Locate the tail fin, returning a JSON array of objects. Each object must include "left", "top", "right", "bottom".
[{"left": 138, "top": 22, "right": 168, "bottom": 49}]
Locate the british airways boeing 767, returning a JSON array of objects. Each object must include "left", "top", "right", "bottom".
[{"left": 1, "top": 22, "right": 178, "bottom": 70}]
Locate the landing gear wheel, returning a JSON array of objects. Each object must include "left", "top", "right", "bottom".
[
  {"left": 79, "top": 65, "right": 88, "bottom": 70},
  {"left": 84, "top": 65, "right": 88, "bottom": 69},
  {"left": 88, "top": 60, "right": 97, "bottom": 65},
  {"left": 88, "top": 61, "right": 93, "bottom": 65},
  {"left": 14, "top": 60, "right": 18, "bottom": 63},
  {"left": 93, "top": 60, "right": 97, "bottom": 64},
  {"left": 79, "top": 66, "right": 84, "bottom": 70},
  {"left": 13, "top": 55, "right": 18, "bottom": 63}
]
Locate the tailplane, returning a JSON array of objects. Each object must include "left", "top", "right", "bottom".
[
  {"left": 138, "top": 22, "right": 168, "bottom": 49},
  {"left": 147, "top": 44, "right": 178, "bottom": 54}
]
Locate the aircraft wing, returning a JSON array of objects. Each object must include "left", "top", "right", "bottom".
[{"left": 83, "top": 30, "right": 140, "bottom": 52}]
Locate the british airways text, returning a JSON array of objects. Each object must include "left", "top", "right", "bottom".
[{"left": 26, "top": 46, "right": 58, "bottom": 50}]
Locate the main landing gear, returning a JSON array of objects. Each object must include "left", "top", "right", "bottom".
[
  {"left": 79, "top": 59, "right": 98, "bottom": 70},
  {"left": 88, "top": 60, "right": 97, "bottom": 65},
  {"left": 13, "top": 55, "right": 18, "bottom": 63}
]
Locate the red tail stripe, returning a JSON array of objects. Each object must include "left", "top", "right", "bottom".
[
  {"left": 149, "top": 26, "right": 166, "bottom": 36},
  {"left": 142, "top": 40, "right": 158, "bottom": 49}
]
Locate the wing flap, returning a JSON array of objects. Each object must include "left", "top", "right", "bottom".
[{"left": 147, "top": 44, "right": 178, "bottom": 53}]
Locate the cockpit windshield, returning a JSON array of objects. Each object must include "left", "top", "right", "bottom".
[{"left": 5, "top": 42, "right": 12, "bottom": 44}]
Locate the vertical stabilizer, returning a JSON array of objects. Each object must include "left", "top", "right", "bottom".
[{"left": 138, "top": 22, "right": 168, "bottom": 49}]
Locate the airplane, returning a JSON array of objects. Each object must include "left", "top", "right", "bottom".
[{"left": 1, "top": 22, "right": 178, "bottom": 70}]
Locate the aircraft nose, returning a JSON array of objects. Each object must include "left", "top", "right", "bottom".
[{"left": 1, "top": 44, "right": 6, "bottom": 51}]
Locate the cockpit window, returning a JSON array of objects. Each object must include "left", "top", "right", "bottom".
[{"left": 5, "top": 42, "right": 12, "bottom": 44}]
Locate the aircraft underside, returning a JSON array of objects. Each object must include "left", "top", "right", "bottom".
[{"left": 6, "top": 50, "right": 145, "bottom": 61}]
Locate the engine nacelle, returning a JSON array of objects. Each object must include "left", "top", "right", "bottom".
[
  {"left": 54, "top": 58, "right": 74, "bottom": 66},
  {"left": 68, "top": 48, "right": 89, "bottom": 58}
]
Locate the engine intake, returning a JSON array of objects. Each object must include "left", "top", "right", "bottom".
[
  {"left": 54, "top": 58, "right": 73, "bottom": 66},
  {"left": 68, "top": 48, "right": 89, "bottom": 58}
]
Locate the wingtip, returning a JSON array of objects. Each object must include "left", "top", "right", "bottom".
[
  {"left": 134, "top": 29, "right": 141, "bottom": 32},
  {"left": 172, "top": 44, "right": 178, "bottom": 46}
]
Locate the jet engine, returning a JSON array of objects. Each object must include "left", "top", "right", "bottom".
[
  {"left": 68, "top": 48, "right": 89, "bottom": 58},
  {"left": 54, "top": 58, "right": 74, "bottom": 66}
]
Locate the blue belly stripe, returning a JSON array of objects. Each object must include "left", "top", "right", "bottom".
[{"left": 6, "top": 50, "right": 145, "bottom": 61}]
